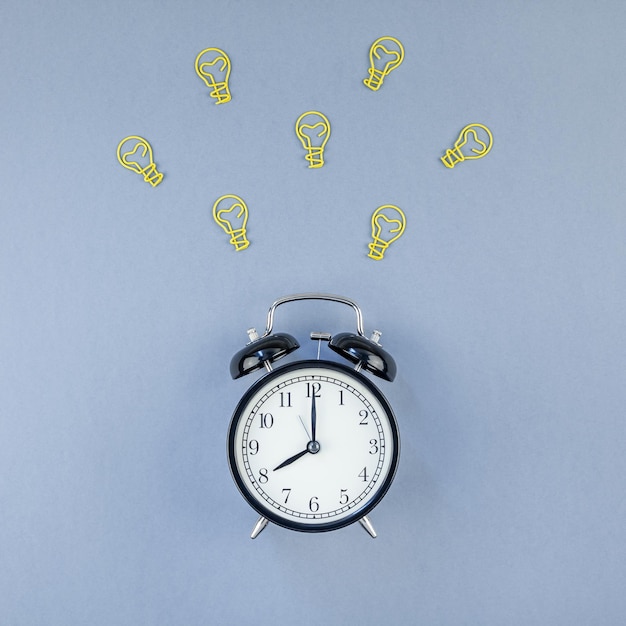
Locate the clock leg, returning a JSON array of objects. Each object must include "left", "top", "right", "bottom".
[
  {"left": 358, "top": 516, "right": 377, "bottom": 538},
  {"left": 250, "top": 516, "right": 269, "bottom": 539}
]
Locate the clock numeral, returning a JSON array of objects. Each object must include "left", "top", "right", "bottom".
[
  {"left": 359, "top": 409, "right": 369, "bottom": 425},
  {"left": 279, "top": 392, "right": 292, "bottom": 408},
  {"left": 282, "top": 488, "right": 291, "bottom": 504},
  {"left": 258, "top": 468, "right": 269, "bottom": 484},
  {"left": 358, "top": 466, "right": 369, "bottom": 482},
  {"left": 259, "top": 413, "right": 274, "bottom": 429},
  {"left": 248, "top": 439, "right": 259, "bottom": 455},
  {"left": 339, "top": 489, "right": 349, "bottom": 505},
  {"left": 369, "top": 439, "right": 378, "bottom": 454},
  {"left": 309, "top": 496, "right": 320, "bottom": 512},
  {"left": 306, "top": 382, "right": 322, "bottom": 398},
  {"left": 338, "top": 390, "right": 345, "bottom": 405}
]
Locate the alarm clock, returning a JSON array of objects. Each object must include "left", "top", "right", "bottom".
[{"left": 227, "top": 293, "right": 400, "bottom": 539}]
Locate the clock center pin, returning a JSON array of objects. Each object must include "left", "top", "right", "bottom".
[{"left": 307, "top": 440, "right": 321, "bottom": 454}]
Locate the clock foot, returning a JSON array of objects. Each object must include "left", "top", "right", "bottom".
[
  {"left": 250, "top": 516, "right": 269, "bottom": 539},
  {"left": 359, "top": 515, "right": 377, "bottom": 538}
]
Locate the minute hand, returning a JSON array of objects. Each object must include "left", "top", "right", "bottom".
[{"left": 311, "top": 393, "right": 317, "bottom": 442}]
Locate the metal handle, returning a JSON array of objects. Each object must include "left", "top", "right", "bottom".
[{"left": 262, "top": 293, "right": 365, "bottom": 338}]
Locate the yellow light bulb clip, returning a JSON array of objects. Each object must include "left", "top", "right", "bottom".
[
  {"left": 295, "top": 111, "right": 331, "bottom": 168},
  {"left": 212, "top": 194, "right": 250, "bottom": 251},
  {"left": 116, "top": 136, "right": 163, "bottom": 187},
  {"left": 363, "top": 37, "right": 405, "bottom": 91},
  {"left": 195, "top": 48, "right": 232, "bottom": 105},
  {"left": 367, "top": 205, "right": 406, "bottom": 261},
  {"left": 441, "top": 123, "right": 493, "bottom": 168}
]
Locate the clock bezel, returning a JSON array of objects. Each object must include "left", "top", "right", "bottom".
[{"left": 227, "top": 359, "right": 400, "bottom": 533}]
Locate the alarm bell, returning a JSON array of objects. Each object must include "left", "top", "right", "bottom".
[
  {"left": 230, "top": 330, "right": 299, "bottom": 379},
  {"left": 328, "top": 332, "right": 396, "bottom": 382}
]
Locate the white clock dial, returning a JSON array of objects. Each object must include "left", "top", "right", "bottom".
[{"left": 228, "top": 360, "right": 399, "bottom": 532}]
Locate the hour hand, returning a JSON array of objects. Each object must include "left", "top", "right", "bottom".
[{"left": 273, "top": 448, "right": 309, "bottom": 471}]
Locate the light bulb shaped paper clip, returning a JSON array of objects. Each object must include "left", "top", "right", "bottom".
[
  {"left": 195, "top": 47, "right": 232, "bottom": 104},
  {"left": 116, "top": 136, "right": 163, "bottom": 187},
  {"left": 363, "top": 37, "right": 405, "bottom": 91},
  {"left": 368, "top": 205, "right": 406, "bottom": 261},
  {"left": 212, "top": 194, "right": 250, "bottom": 251},
  {"left": 295, "top": 111, "right": 331, "bottom": 168},
  {"left": 441, "top": 123, "right": 493, "bottom": 168}
]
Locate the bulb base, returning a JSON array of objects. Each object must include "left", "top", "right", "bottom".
[
  {"left": 228, "top": 228, "right": 250, "bottom": 251},
  {"left": 441, "top": 146, "right": 465, "bottom": 169},
  {"left": 209, "top": 81, "right": 231, "bottom": 104},
  {"left": 304, "top": 147, "right": 325, "bottom": 168},
  {"left": 367, "top": 238, "right": 389, "bottom": 261},
  {"left": 363, "top": 68, "right": 385, "bottom": 91},
  {"left": 141, "top": 163, "right": 163, "bottom": 186}
]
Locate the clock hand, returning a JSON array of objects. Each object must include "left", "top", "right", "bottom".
[
  {"left": 311, "top": 393, "right": 317, "bottom": 442},
  {"left": 273, "top": 447, "right": 309, "bottom": 471},
  {"left": 298, "top": 414, "right": 312, "bottom": 440},
  {"left": 273, "top": 439, "right": 321, "bottom": 472}
]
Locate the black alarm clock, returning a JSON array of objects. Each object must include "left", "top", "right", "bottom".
[{"left": 227, "top": 293, "right": 400, "bottom": 538}]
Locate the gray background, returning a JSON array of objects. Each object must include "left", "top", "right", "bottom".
[{"left": 1, "top": 1, "right": 625, "bottom": 624}]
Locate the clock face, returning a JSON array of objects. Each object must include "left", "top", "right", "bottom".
[{"left": 227, "top": 360, "right": 400, "bottom": 532}]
